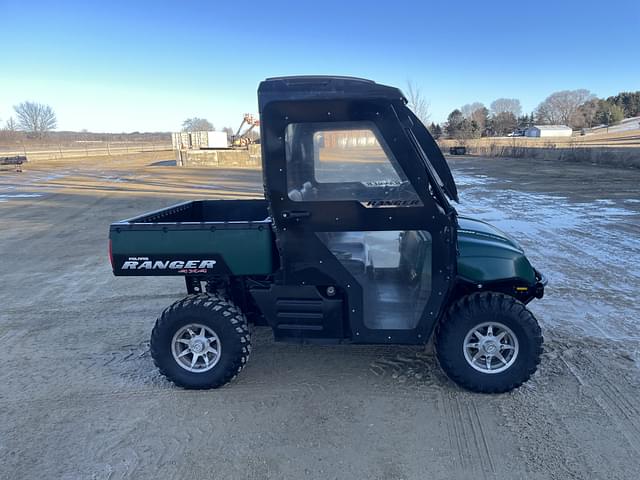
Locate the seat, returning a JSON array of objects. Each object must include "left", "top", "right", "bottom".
[
  {"left": 300, "top": 181, "right": 317, "bottom": 200},
  {"left": 288, "top": 181, "right": 317, "bottom": 202},
  {"left": 319, "top": 232, "right": 369, "bottom": 276},
  {"left": 289, "top": 180, "right": 368, "bottom": 276},
  {"left": 288, "top": 189, "right": 303, "bottom": 201},
  {"left": 399, "top": 231, "right": 431, "bottom": 283}
]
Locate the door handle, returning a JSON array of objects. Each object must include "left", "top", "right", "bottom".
[{"left": 282, "top": 210, "right": 311, "bottom": 220}]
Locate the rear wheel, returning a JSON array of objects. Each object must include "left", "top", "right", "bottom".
[
  {"left": 150, "top": 294, "right": 250, "bottom": 389},
  {"left": 435, "top": 292, "right": 542, "bottom": 393}
]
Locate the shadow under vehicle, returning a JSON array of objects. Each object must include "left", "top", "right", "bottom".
[{"left": 109, "top": 76, "right": 546, "bottom": 393}]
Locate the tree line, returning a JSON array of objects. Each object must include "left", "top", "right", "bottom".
[
  {"left": 4, "top": 88, "right": 639, "bottom": 141},
  {"left": 429, "top": 90, "right": 640, "bottom": 140}
]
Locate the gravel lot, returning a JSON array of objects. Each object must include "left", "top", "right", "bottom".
[{"left": 1, "top": 153, "right": 639, "bottom": 479}]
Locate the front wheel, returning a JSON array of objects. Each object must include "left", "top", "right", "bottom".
[
  {"left": 435, "top": 292, "right": 543, "bottom": 393},
  {"left": 150, "top": 294, "right": 251, "bottom": 389}
]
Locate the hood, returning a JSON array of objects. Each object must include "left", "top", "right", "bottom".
[
  {"left": 455, "top": 216, "right": 536, "bottom": 284},
  {"left": 457, "top": 216, "right": 524, "bottom": 254}
]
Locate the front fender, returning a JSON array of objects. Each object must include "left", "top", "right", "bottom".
[{"left": 457, "top": 254, "right": 536, "bottom": 285}]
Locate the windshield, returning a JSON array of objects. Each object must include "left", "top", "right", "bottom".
[
  {"left": 402, "top": 105, "right": 459, "bottom": 203},
  {"left": 406, "top": 127, "right": 453, "bottom": 213}
]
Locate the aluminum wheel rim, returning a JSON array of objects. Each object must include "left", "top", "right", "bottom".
[
  {"left": 171, "top": 323, "right": 221, "bottom": 373},
  {"left": 463, "top": 321, "right": 519, "bottom": 374}
]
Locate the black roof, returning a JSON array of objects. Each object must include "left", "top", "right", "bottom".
[{"left": 258, "top": 76, "right": 406, "bottom": 111}]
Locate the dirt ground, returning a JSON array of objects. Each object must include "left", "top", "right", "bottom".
[{"left": 1, "top": 152, "right": 640, "bottom": 479}]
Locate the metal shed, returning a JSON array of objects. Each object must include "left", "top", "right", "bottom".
[{"left": 525, "top": 125, "right": 573, "bottom": 137}]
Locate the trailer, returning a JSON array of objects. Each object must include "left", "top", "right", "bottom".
[{"left": 0, "top": 155, "right": 27, "bottom": 172}]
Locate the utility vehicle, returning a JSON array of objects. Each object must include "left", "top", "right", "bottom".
[{"left": 109, "top": 76, "right": 546, "bottom": 393}]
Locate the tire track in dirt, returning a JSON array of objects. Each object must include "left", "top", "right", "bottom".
[
  {"left": 442, "top": 394, "right": 470, "bottom": 471},
  {"left": 498, "top": 335, "right": 640, "bottom": 479},
  {"left": 446, "top": 394, "right": 496, "bottom": 477},
  {"left": 561, "top": 348, "right": 640, "bottom": 455},
  {"left": 368, "top": 348, "right": 443, "bottom": 386},
  {"left": 367, "top": 348, "right": 500, "bottom": 476},
  {"left": 469, "top": 402, "right": 496, "bottom": 474},
  {"left": 501, "top": 393, "right": 590, "bottom": 479}
]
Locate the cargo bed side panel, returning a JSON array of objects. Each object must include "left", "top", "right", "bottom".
[{"left": 110, "top": 226, "right": 274, "bottom": 276}]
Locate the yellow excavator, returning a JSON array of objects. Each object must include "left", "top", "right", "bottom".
[{"left": 231, "top": 114, "right": 260, "bottom": 147}]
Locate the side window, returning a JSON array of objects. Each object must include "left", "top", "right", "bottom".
[
  {"left": 316, "top": 230, "right": 432, "bottom": 330},
  {"left": 285, "top": 121, "right": 422, "bottom": 206}
]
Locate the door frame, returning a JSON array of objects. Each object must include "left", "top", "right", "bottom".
[{"left": 260, "top": 97, "right": 456, "bottom": 344}]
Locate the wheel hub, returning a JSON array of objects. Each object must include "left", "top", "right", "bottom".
[
  {"left": 190, "top": 339, "right": 205, "bottom": 353},
  {"left": 463, "top": 321, "right": 519, "bottom": 374},
  {"left": 171, "top": 324, "right": 222, "bottom": 373},
  {"left": 481, "top": 339, "right": 498, "bottom": 354}
]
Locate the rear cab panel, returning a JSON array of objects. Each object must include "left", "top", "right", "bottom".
[{"left": 109, "top": 199, "right": 276, "bottom": 276}]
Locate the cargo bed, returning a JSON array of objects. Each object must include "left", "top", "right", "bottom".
[{"left": 109, "top": 200, "right": 276, "bottom": 276}]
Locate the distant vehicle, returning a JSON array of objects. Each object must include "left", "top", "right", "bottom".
[
  {"left": 1, "top": 155, "right": 27, "bottom": 172},
  {"left": 109, "top": 76, "right": 547, "bottom": 394},
  {"left": 507, "top": 130, "right": 525, "bottom": 137}
]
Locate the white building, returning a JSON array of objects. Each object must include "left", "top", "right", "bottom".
[{"left": 524, "top": 125, "right": 573, "bottom": 138}]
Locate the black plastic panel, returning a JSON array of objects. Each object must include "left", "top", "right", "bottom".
[{"left": 250, "top": 285, "right": 345, "bottom": 342}]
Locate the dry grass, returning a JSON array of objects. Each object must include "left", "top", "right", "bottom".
[
  {"left": 438, "top": 129, "right": 640, "bottom": 168},
  {"left": 439, "top": 128, "right": 640, "bottom": 150}
]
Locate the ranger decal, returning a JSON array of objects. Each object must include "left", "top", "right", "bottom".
[{"left": 122, "top": 257, "right": 217, "bottom": 270}]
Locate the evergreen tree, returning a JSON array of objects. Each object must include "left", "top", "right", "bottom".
[
  {"left": 428, "top": 122, "right": 443, "bottom": 139},
  {"left": 596, "top": 102, "right": 625, "bottom": 125},
  {"left": 606, "top": 91, "right": 640, "bottom": 118}
]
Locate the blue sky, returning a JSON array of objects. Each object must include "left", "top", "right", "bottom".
[{"left": 1, "top": 0, "right": 638, "bottom": 132}]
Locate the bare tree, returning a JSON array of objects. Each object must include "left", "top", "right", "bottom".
[
  {"left": 4, "top": 117, "right": 17, "bottom": 131},
  {"left": 14, "top": 101, "right": 57, "bottom": 137},
  {"left": 221, "top": 126, "right": 234, "bottom": 142},
  {"left": 460, "top": 102, "right": 485, "bottom": 119},
  {"left": 572, "top": 99, "right": 599, "bottom": 128},
  {"left": 490, "top": 98, "right": 522, "bottom": 117},
  {"left": 491, "top": 112, "right": 518, "bottom": 136},
  {"left": 405, "top": 81, "right": 430, "bottom": 124},
  {"left": 470, "top": 107, "right": 489, "bottom": 135},
  {"left": 535, "top": 89, "right": 596, "bottom": 126},
  {"left": 446, "top": 109, "right": 479, "bottom": 140},
  {"left": 182, "top": 117, "right": 214, "bottom": 131}
]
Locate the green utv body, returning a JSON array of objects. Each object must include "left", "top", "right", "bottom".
[{"left": 109, "top": 76, "right": 546, "bottom": 393}]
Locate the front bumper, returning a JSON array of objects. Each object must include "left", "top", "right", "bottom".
[{"left": 533, "top": 268, "right": 547, "bottom": 299}]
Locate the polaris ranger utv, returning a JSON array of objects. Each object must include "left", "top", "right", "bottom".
[{"left": 109, "top": 76, "right": 546, "bottom": 393}]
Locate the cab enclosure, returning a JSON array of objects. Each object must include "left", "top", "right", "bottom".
[{"left": 250, "top": 76, "right": 459, "bottom": 344}]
